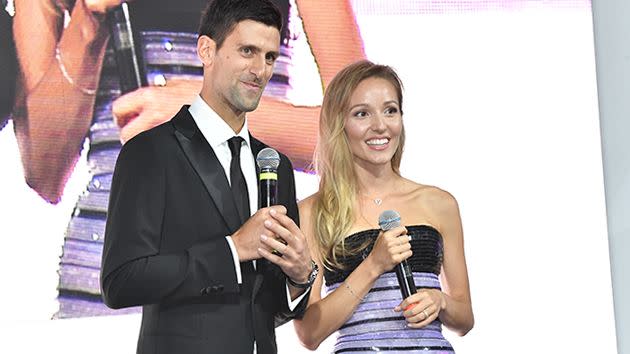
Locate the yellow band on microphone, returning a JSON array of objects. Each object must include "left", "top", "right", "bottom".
[{"left": 259, "top": 172, "right": 278, "bottom": 180}]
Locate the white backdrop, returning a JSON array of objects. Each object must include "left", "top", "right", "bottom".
[{"left": 0, "top": 1, "right": 617, "bottom": 353}]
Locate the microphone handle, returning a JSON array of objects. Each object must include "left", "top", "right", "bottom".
[
  {"left": 107, "top": 3, "right": 146, "bottom": 93},
  {"left": 395, "top": 259, "right": 417, "bottom": 299},
  {"left": 259, "top": 167, "right": 279, "bottom": 255},
  {"left": 258, "top": 168, "right": 278, "bottom": 208}
]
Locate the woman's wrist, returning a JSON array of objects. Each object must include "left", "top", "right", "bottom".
[
  {"left": 360, "top": 255, "right": 384, "bottom": 281},
  {"left": 53, "top": 0, "right": 110, "bottom": 95},
  {"left": 82, "top": 0, "right": 120, "bottom": 17},
  {"left": 437, "top": 290, "right": 448, "bottom": 312},
  {"left": 71, "top": 0, "right": 109, "bottom": 44}
]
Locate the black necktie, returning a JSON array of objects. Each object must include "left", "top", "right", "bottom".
[
  {"left": 228, "top": 137, "right": 256, "bottom": 304},
  {"left": 227, "top": 136, "right": 251, "bottom": 224}
]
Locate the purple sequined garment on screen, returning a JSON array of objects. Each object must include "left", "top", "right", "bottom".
[
  {"left": 324, "top": 225, "right": 455, "bottom": 354},
  {"left": 55, "top": 31, "right": 204, "bottom": 318}
]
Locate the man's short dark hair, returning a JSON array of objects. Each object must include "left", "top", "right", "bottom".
[{"left": 198, "top": 0, "right": 283, "bottom": 49}]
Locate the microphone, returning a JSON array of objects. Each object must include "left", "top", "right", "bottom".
[
  {"left": 256, "top": 148, "right": 282, "bottom": 255},
  {"left": 256, "top": 147, "right": 280, "bottom": 208},
  {"left": 107, "top": 3, "right": 147, "bottom": 94},
  {"left": 378, "top": 210, "right": 417, "bottom": 304}
]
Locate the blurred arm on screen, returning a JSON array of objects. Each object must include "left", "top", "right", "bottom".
[
  {"left": 296, "top": 0, "right": 365, "bottom": 87},
  {"left": 248, "top": 0, "right": 366, "bottom": 170},
  {"left": 12, "top": 0, "right": 109, "bottom": 203}
]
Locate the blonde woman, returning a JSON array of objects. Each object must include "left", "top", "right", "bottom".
[{"left": 295, "top": 60, "right": 474, "bottom": 353}]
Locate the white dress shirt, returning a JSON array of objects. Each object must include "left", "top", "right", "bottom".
[{"left": 188, "top": 96, "right": 306, "bottom": 312}]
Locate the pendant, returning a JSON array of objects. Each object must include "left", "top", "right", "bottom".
[{"left": 374, "top": 198, "right": 382, "bottom": 206}]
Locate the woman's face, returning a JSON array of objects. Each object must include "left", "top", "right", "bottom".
[{"left": 344, "top": 77, "right": 403, "bottom": 169}]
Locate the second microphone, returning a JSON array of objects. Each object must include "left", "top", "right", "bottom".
[{"left": 378, "top": 210, "right": 417, "bottom": 301}]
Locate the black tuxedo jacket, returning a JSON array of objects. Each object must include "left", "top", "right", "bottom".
[{"left": 101, "top": 106, "right": 306, "bottom": 354}]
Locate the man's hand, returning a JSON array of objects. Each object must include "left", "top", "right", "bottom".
[
  {"left": 230, "top": 206, "right": 288, "bottom": 262},
  {"left": 257, "top": 209, "right": 312, "bottom": 285}
]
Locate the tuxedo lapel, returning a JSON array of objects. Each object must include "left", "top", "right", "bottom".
[
  {"left": 171, "top": 106, "right": 241, "bottom": 233},
  {"left": 249, "top": 134, "right": 265, "bottom": 178}
]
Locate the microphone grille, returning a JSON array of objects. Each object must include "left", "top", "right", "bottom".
[
  {"left": 256, "top": 147, "right": 280, "bottom": 170},
  {"left": 378, "top": 210, "right": 401, "bottom": 231}
]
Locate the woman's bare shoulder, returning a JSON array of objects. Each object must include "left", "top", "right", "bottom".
[{"left": 298, "top": 193, "right": 319, "bottom": 212}]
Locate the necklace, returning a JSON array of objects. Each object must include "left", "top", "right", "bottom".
[
  {"left": 360, "top": 180, "right": 401, "bottom": 207},
  {"left": 361, "top": 192, "right": 385, "bottom": 206}
]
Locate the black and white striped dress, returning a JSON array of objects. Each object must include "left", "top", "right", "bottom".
[{"left": 324, "top": 225, "right": 455, "bottom": 354}]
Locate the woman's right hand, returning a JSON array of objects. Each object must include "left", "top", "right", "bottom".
[
  {"left": 113, "top": 79, "right": 202, "bottom": 143},
  {"left": 84, "top": 0, "right": 132, "bottom": 15},
  {"left": 366, "top": 226, "right": 412, "bottom": 275}
]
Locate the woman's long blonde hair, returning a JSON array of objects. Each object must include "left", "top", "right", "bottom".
[{"left": 313, "top": 60, "right": 406, "bottom": 270}]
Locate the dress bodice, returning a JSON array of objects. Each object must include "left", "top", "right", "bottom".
[{"left": 324, "top": 225, "right": 444, "bottom": 286}]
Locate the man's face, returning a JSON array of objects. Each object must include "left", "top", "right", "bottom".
[{"left": 207, "top": 20, "right": 281, "bottom": 117}]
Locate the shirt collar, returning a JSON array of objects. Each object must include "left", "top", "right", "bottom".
[{"left": 188, "top": 95, "right": 250, "bottom": 148}]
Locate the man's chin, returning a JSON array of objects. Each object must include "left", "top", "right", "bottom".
[{"left": 238, "top": 98, "right": 263, "bottom": 113}]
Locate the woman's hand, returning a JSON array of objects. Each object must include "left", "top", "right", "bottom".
[
  {"left": 395, "top": 288, "right": 447, "bottom": 328},
  {"left": 365, "top": 226, "right": 411, "bottom": 275},
  {"left": 113, "top": 79, "right": 202, "bottom": 143},
  {"left": 84, "top": 0, "right": 131, "bottom": 15}
]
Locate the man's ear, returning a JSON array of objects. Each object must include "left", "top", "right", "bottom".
[{"left": 197, "top": 35, "right": 217, "bottom": 66}]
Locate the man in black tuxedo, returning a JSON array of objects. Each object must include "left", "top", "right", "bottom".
[{"left": 100, "top": 1, "right": 316, "bottom": 353}]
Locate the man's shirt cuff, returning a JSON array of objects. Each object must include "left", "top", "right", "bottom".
[
  {"left": 225, "top": 236, "right": 242, "bottom": 284},
  {"left": 286, "top": 282, "right": 308, "bottom": 310}
]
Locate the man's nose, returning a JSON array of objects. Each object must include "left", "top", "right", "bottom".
[{"left": 249, "top": 56, "right": 267, "bottom": 80}]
